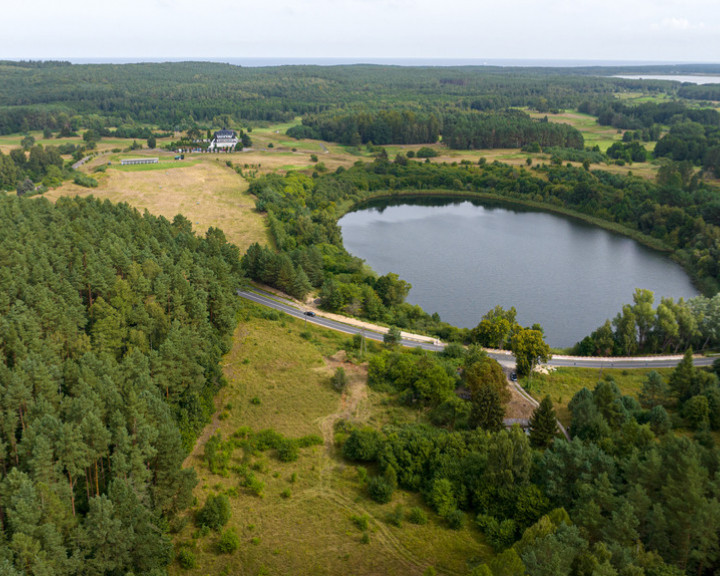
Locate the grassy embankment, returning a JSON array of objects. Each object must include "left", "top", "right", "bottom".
[
  {"left": 524, "top": 366, "right": 675, "bottom": 426},
  {"left": 170, "top": 305, "right": 489, "bottom": 576}
]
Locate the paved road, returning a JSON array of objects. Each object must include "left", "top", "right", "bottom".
[
  {"left": 238, "top": 289, "right": 443, "bottom": 351},
  {"left": 237, "top": 289, "right": 717, "bottom": 369}
]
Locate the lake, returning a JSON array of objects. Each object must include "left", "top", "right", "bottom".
[
  {"left": 339, "top": 199, "right": 699, "bottom": 348},
  {"left": 614, "top": 74, "right": 720, "bottom": 84}
]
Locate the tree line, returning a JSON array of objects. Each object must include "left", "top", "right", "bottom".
[
  {"left": 442, "top": 109, "right": 584, "bottom": 150},
  {"left": 574, "top": 289, "right": 720, "bottom": 356},
  {"left": 287, "top": 107, "right": 584, "bottom": 150},
  {"left": 287, "top": 108, "right": 441, "bottom": 146}
]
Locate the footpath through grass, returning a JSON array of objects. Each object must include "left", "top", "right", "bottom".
[{"left": 171, "top": 304, "right": 489, "bottom": 576}]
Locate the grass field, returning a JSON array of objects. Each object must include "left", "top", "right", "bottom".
[
  {"left": 170, "top": 307, "right": 489, "bottom": 576},
  {"left": 528, "top": 110, "right": 626, "bottom": 152},
  {"left": 44, "top": 155, "right": 268, "bottom": 253},
  {"left": 0, "top": 131, "right": 84, "bottom": 155},
  {"left": 524, "top": 366, "right": 675, "bottom": 425}
]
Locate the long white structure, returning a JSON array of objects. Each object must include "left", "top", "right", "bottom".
[{"left": 120, "top": 158, "right": 159, "bottom": 165}]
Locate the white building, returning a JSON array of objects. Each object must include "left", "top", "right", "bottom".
[
  {"left": 208, "top": 129, "right": 238, "bottom": 151},
  {"left": 120, "top": 158, "right": 159, "bottom": 165}
]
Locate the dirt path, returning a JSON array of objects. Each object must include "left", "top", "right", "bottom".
[
  {"left": 309, "top": 354, "right": 458, "bottom": 575},
  {"left": 317, "top": 352, "right": 369, "bottom": 447}
]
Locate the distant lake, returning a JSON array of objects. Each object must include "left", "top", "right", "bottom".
[
  {"left": 614, "top": 74, "right": 720, "bottom": 84},
  {"left": 339, "top": 198, "right": 699, "bottom": 348}
]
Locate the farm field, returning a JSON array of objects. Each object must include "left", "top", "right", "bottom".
[
  {"left": 45, "top": 154, "right": 268, "bottom": 253},
  {"left": 528, "top": 110, "right": 627, "bottom": 151}
]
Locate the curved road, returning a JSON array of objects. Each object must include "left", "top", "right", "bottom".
[{"left": 237, "top": 289, "right": 717, "bottom": 369}]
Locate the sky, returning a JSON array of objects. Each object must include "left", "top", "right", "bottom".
[{"left": 2, "top": 0, "right": 719, "bottom": 63}]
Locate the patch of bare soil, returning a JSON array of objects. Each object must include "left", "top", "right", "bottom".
[{"left": 505, "top": 382, "right": 537, "bottom": 420}]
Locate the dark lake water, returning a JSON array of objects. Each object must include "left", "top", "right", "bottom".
[{"left": 338, "top": 198, "right": 699, "bottom": 348}]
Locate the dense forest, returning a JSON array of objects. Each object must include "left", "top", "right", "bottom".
[
  {"left": 0, "top": 195, "right": 244, "bottom": 574},
  {"left": 285, "top": 108, "right": 583, "bottom": 150},
  {"left": 441, "top": 109, "right": 583, "bottom": 150},
  {"left": 243, "top": 154, "right": 720, "bottom": 353},
  {"left": 287, "top": 108, "right": 442, "bottom": 146},
  {"left": 1, "top": 60, "right": 716, "bottom": 134},
  {"left": 337, "top": 340, "right": 720, "bottom": 575}
]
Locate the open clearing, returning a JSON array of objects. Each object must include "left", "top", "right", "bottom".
[
  {"left": 525, "top": 366, "right": 674, "bottom": 425},
  {"left": 171, "top": 308, "right": 488, "bottom": 576},
  {"left": 45, "top": 155, "right": 268, "bottom": 252},
  {"left": 528, "top": 110, "right": 626, "bottom": 151}
]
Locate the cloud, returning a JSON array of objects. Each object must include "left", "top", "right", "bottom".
[{"left": 653, "top": 17, "right": 702, "bottom": 31}]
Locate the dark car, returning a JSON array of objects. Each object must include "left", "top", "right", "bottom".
[
  {"left": 510, "top": 372, "right": 517, "bottom": 381},
  {"left": 304, "top": 311, "right": 316, "bottom": 317}
]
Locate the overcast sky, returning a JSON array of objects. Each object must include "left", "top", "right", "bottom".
[{"left": 2, "top": 0, "right": 719, "bottom": 63}]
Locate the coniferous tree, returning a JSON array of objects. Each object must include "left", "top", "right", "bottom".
[
  {"left": 529, "top": 396, "right": 559, "bottom": 449},
  {"left": 638, "top": 371, "right": 668, "bottom": 409},
  {"left": 669, "top": 349, "right": 697, "bottom": 402}
]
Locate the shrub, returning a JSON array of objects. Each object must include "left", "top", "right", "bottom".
[
  {"left": 407, "top": 507, "right": 428, "bottom": 525},
  {"left": 177, "top": 548, "right": 196, "bottom": 569},
  {"left": 331, "top": 367, "right": 348, "bottom": 391},
  {"left": 387, "top": 504, "right": 403, "bottom": 527},
  {"left": 296, "top": 434, "right": 323, "bottom": 448},
  {"left": 416, "top": 147, "right": 438, "bottom": 158},
  {"left": 276, "top": 439, "right": 299, "bottom": 462},
  {"left": 368, "top": 476, "right": 394, "bottom": 504},
  {"left": 218, "top": 529, "right": 240, "bottom": 554},
  {"left": 246, "top": 476, "right": 265, "bottom": 498},
  {"left": 350, "top": 514, "right": 369, "bottom": 531},
  {"left": 445, "top": 509, "right": 466, "bottom": 530},
  {"left": 197, "top": 494, "right": 231, "bottom": 530},
  {"left": 205, "top": 433, "right": 233, "bottom": 476},
  {"left": 476, "top": 514, "right": 517, "bottom": 550},
  {"left": 428, "top": 478, "right": 456, "bottom": 517},
  {"left": 252, "top": 429, "right": 283, "bottom": 450}
]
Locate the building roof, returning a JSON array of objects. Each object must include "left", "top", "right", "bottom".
[{"left": 214, "top": 129, "right": 236, "bottom": 138}]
